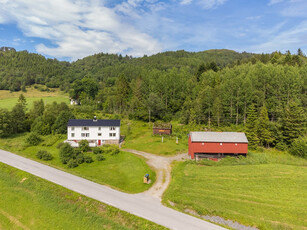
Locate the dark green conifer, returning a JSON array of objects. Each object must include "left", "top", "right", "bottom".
[
  {"left": 246, "top": 103, "right": 259, "bottom": 149},
  {"left": 282, "top": 101, "right": 306, "bottom": 145}
]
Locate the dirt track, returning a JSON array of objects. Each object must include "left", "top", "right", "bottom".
[{"left": 122, "top": 149, "right": 188, "bottom": 200}]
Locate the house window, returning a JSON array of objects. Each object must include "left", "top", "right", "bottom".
[
  {"left": 109, "top": 133, "right": 116, "bottom": 137},
  {"left": 110, "top": 127, "right": 115, "bottom": 131},
  {"left": 71, "top": 133, "right": 75, "bottom": 137},
  {"left": 71, "top": 127, "right": 74, "bottom": 131},
  {"left": 98, "top": 133, "right": 102, "bottom": 136},
  {"left": 81, "top": 133, "right": 90, "bottom": 137},
  {"left": 98, "top": 127, "right": 101, "bottom": 131},
  {"left": 82, "top": 127, "right": 89, "bottom": 131}
]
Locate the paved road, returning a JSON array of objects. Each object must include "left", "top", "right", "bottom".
[{"left": 0, "top": 149, "right": 225, "bottom": 230}]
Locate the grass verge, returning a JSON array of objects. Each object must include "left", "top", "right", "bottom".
[
  {"left": 163, "top": 150, "right": 307, "bottom": 230},
  {"left": 0, "top": 163, "right": 166, "bottom": 230},
  {"left": 0, "top": 134, "right": 155, "bottom": 193}
]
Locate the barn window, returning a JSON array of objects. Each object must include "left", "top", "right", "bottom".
[{"left": 220, "top": 143, "right": 223, "bottom": 146}]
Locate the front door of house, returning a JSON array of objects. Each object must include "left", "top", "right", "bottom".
[{"left": 98, "top": 140, "right": 101, "bottom": 146}]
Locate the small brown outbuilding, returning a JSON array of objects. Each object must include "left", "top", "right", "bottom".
[{"left": 153, "top": 123, "right": 172, "bottom": 135}]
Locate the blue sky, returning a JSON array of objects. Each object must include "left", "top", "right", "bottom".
[{"left": 0, "top": 0, "right": 306, "bottom": 61}]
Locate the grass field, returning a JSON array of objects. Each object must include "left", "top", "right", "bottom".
[
  {"left": 0, "top": 163, "right": 166, "bottom": 230},
  {"left": 121, "top": 120, "right": 188, "bottom": 155},
  {"left": 0, "top": 87, "right": 69, "bottom": 109},
  {"left": 0, "top": 134, "right": 155, "bottom": 193},
  {"left": 163, "top": 151, "right": 307, "bottom": 230},
  {"left": 120, "top": 120, "right": 244, "bottom": 156}
]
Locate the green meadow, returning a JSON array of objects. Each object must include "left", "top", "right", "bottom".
[
  {"left": 0, "top": 134, "right": 155, "bottom": 193},
  {"left": 0, "top": 87, "right": 69, "bottom": 110},
  {"left": 0, "top": 163, "right": 166, "bottom": 230},
  {"left": 163, "top": 150, "right": 307, "bottom": 230},
  {"left": 121, "top": 120, "right": 188, "bottom": 155}
]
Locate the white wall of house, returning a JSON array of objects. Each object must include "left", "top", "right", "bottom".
[{"left": 67, "top": 126, "right": 120, "bottom": 142}]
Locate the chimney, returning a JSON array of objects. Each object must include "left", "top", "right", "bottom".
[{"left": 93, "top": 116, "right": 97, "bottom": 122}]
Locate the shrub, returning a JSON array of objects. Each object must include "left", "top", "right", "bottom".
[
  {"left": 79, "top": 140, "right": 90, "bottom": 152},
  {"left": 84, "top": 156, "right": 94, "bottom": 163},
  {"left": 67, "top": 159, "right": 78, "bottom": 168},
  {"left": 76, "top": 153, "right": 85, "bottom": 164},
  {"left": 59, "top": 143, "right": 75, "bottom": 164},
  {"left": 36, "top": 150, "right": 53, "bottom": 161},
  {"left": 57, "top": 142, "right": 65, "bottom": 149},
  {"left": 275, "top": 142, "right": 288, "bottom": 151},
  {"left": 93, "top": 147, "right": 103, "bottom": 155},
  {"left": 96, "top": 154, "right": 105, "bottom": 161},
  {"left": 111, "top": 148, "right": 120, "bottom": 155},
  {"left": 26, "top": 132, "right": 42, "bottom": 146},
  {"left": 289, "top": 136, "right": 307, "bottom": 159}
]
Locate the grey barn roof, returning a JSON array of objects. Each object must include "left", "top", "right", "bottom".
[
  {"left": 190, "top": 132, "right": 248, "bottom": 143},
  {"left": 68, "top": 119, "right": 120, "bottom": 127}
]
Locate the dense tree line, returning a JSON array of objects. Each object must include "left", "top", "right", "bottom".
[{"left": 0, "top": 47, "right": 306, "bottom": 152}]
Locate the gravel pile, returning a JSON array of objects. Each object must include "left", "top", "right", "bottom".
[{"left": 184, "top": 209, "right": 258, "bottom": 230}]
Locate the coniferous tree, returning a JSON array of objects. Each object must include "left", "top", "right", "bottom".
[
  {"left": 257, "top": 105, "right": 273, "bottom": 147},
  {"left": 0, "top": 108, "right": 13, "bottom": 137},
  {"left": 282, "top": 101, "right": 306, "bottom": 145},
  {"left": 246, "top": 104, "right": 259, "bottom": 149},
  {"left": 11, "top": 95, "right": 28, "bottom": 133}
]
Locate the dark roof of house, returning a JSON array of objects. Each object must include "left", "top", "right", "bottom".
[
  {"left": 67, "top": 119, "right": 120, "bottom": 127},
  {"left": 190, "top": 132, "right": 248, "bottom": 143}
]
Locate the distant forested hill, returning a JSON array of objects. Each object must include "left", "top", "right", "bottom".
[{"left": 0, "top": 48, "right": 255, "bottom": 90}]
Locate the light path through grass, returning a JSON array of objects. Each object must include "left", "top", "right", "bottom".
[
  {"left": 163, "top": 154, "right": 307, "bottom": 230},
  {"left": 123, "top": 148, "right": 188, "bottom": 200}
]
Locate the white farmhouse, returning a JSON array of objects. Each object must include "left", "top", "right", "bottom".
[{"left": 66, "top": 117, "right": 120, "bottom": 147}]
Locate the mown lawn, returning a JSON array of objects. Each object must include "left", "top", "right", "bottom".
[
  {"left": 121, "top": 120, "right": 188, "bottom": 155},
  {"left": 163, "top": 151, "right": 307, "bottom": 230},
  {"left": 0, "top": 87, "right": 69, "bottom": 109},
  {"left": 0, "top": 163, "right": 166, "bottom": 230},
  {"left": 0, "top": 134, "right": 155, "bottom": 193}
]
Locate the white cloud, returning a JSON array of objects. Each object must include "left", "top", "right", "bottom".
[
  {"left": 249, "top": 20, "right": 307, "bottom": 53},
  {"left": 268, "top": 0, "right": 284, "bottom": 5},
  {"left": 281, "top": 0, "right": 307, "bottom": 17},
  {"left": 198, "top": 0, "right": 228, "bottom": 9},
  {"left": 0, "top": 0, "right": 162, "bottom": 60},
  {"left": 180, "top": 0, "right": 193, "bottom": 5}
]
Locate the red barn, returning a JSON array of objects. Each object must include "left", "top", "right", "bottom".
[{"left": 188, "top": 132, "right": 248, "bottom": 160}]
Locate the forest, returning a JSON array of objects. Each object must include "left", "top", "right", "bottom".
[{"left": 0, "top": 47, "right": 306, "bottom": 156}]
